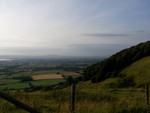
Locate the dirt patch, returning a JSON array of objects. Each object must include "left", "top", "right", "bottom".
[
  {"left": 32, "top": 74, "right": 63, "bottom": 80},
  {"left": 32, "top": 72, "right": 80, "bottom": 80}
]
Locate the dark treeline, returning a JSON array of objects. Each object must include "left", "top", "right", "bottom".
[{"left": 83, "top": 41, "right": 150, "bottom": 83}]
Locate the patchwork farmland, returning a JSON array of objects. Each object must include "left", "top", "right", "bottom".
[{"left": 0, "top": 58, "right": 98, "bottom": 90}]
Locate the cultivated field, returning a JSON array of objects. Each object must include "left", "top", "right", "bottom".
[
  {"left": 32, "top": 71, "right": 80, "bottom": 80},
  {"left": 32, "top": 74, "right": 63, "bottom": 80},
  {"left": 0, "top": 58, "right": 99, "bottom": 91}
]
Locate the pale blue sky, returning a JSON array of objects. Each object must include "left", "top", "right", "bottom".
[{"left": 0, "top": 0, "right": 150, "bottom": 57}]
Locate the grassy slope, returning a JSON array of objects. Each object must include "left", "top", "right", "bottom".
[
  {"left": 90, "top": 56, "right": 150, "bottom": 88},
  {"left": 121, "top": 56, "right": 150, "bottom": 87}
]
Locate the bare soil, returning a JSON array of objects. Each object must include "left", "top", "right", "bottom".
[{"left": 32, "top": 74, "right": 63, "bottom": 80}]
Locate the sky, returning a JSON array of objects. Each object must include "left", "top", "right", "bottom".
[{"left": 0, "top": 0, "right": 150, "bottom": 57}]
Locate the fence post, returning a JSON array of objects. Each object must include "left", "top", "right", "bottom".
[
  {"left": 71, "top": 80, "right": 76, "bottom": 113},
  {"left": 146, "top": 83, "right": 149, "bottom": 105}
]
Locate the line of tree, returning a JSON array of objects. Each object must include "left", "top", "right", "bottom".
[{"left": 83, "top": 41, "right": 150, "bottom": 83}]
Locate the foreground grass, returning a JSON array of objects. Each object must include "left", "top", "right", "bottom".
[{"left": 0, "top": 81, "right": 150, "bottom": 113}]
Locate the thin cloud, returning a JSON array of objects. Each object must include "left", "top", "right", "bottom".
[
  {"left": 82, "top": 33, "right": 133, "bottom": 37},
  {"left": 82, "top": 33, "right": 150, "bottom": 40}
]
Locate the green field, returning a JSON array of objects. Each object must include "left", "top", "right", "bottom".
[
  {"left": 0, "top": 79, "right": 20, "bottom": 85},
  {"left": 0, "top": 79, "right": 65, "bottom": 90},
  {"left": 31, "top": 69, "right": 64, "bottom": 75}
]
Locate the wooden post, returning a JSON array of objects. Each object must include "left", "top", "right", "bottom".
[
  {"left": 146, "top": 83, "right": 149, "bottom": 105},
  {"left": 71, "top": 80, "right": 76, "bottom": 113},
  {"left": 0, "top": 91, "right": 41, "bottom": 113}
]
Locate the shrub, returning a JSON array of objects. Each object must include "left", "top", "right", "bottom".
[{"left": 117, "top": 75, "right": 135, "bottom": 88}]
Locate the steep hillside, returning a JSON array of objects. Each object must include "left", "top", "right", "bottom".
[
  {"left": 83, "top": 41, "right": 150, "bottom": 83},
  {"left": 94, "top": 56, "right": 150, "bottom": 88},
  {"left": 120, "top": 56, "right": 150, "bottom": 87}
]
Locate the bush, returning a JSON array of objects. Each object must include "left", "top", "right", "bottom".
[
  {"left": 117, "top": 75, "right": 135, "bottom": 88},
  {"left": 15, "top": 76, "right": 33, "bottom": 82},
  {"left": 66, "top": 76, "right": 73, "bottom": 85}
]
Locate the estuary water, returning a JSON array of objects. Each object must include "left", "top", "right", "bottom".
[{"left": 0, "top": 59, "right": 13, "bottom": 61}]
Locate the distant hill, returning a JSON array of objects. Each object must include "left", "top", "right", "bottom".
[{"left": 83, "top": 41, "right": 150, "bottom": 85}]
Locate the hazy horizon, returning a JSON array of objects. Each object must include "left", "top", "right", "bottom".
[{"left": 0, "top": 0, "right": 150, "bottom": 57}]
